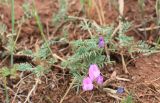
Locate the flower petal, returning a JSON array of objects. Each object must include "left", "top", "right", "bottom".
[
  {"left": 82, "top": 77, "right": 93, "bottom": 91},
  {"left": 116, "top": 87, "right": 124, "bottom": 94},
  {"left": 82, "top": 83, "right": 93, "bottom": 91},
  {"left": 89, "top": 64, "right": 100, "bottom": 81},
  {"left": 96, "top": 75, "right": 103, "bottom": 85},
  {"left": 98, "top": 36, "right": 105, "bottom": 48}
]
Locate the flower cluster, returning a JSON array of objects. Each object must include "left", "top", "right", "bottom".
[
  {"left": 82, "top": 36, "right": 105, "bottom": 91},
  {"left": 82, "top": 64, "right": 104, "bottom": 91}
]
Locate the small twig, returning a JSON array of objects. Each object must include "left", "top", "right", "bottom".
[
  {"left": 59, "top": 78, "right": 76, "bottom": 103},
  {"left": 102, "top": 78, "right": 115, "bottom": 87},
  {"left": 24, "top": 78, "right": 39, "bottom": 103},
  {"left": 0, "top": 56, "right": 9, "bottom": 66},
  {"left": 103, "top": 88, "right": 122, "bottom": 101},
  {"left": 118, "top": 0, "right": 124, "bottom": 16},
  {"left": 11, "top": 82, "right": 22, "bottom": 103},
  {"left": 45, "top": 96, "right": 53, "bottom": 103},
  {"left": 98, "top": 0, "right": 105, "bottom": 25},
  {"left": 138, "top": 26, "right": 160, "bottom": 31},
  {"left": 103, "top": 88, "right": 117, "bottom": 94},
  {"left": 146, "top": 76, "right": 160, "bottom": 83},
  {"left": 126, "top": 56, "right": 139, "bottom": 67},
  {"left": 88, "top": 92, "right": 93, "bottom": 102},
  {"left": 111, "top": 24, "right": 120, "bottom": 38},
  {"left": 104, "top": 46, "right": 111, "bottom": 62},
  {"left": 15, "top": 73, "right": 33, "bottom": 87},
  {"left": 132, "top": 27, "right": 144, "bottom": 39},
  {"left": 93, "top": 0, "right": 103, "bottom": 25},
  {"left": 120, "top": 53, "right": 129, "bottom": 74},
  {"left": 68, "top": 16, "right": 88, "bottom": 21},
  {"left": 80, "top": 95, "right": 88, "bottom": 103},
  {"left": 103, "top": 76, "right": 130, "bottom": 87},
  {"left": 107, "top": 93, "right": 122, "bottom": 100},
  {"left": 116, "top": 77, "right": 130, "bottom": 82}
]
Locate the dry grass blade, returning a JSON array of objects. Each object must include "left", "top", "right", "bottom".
[
  {"left": 11, "top": 83, "right": 22, "bottom": 103},
  {"left": 103, "top": 78, "right": 115, "bottom": 87},
  {"left": 98, "top": 0, "right": 105, "bottom": 25},
  {"left": 24, "top": 78, "right": 40, "bottom": 103},
  {"left": 93, "top": 0, "right": 103, "bottom": 25},
  {"left": 138, "top": 26, "right": 160, "bottom": 31},
  {"left": 108, "top": 93, "right": 122, "bottom": 100},
  {"left": 116, "top": 77, "right": 131, "bottom": 82},
  {"left": 118, "top": 0, "right": 124, "bottom": 16},
  {"left": 121, "top": 53, "right": 129, "bottom": 74},
  {"left": 59, "top": 78, "right": 76, "bottom": 103},
  {"left": 156, "top": 0, "right": 160, "bottom": 19}
]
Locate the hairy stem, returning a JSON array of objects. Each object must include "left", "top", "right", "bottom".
[{"left": 11, "top": 0, "right": 15, "bottom": 66}]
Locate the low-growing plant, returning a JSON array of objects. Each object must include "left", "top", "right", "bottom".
[
  {"left": 22, "top": 1, "right": 34, "bottom": 19},
  {"left": 52, "top": 0, "right": 68, "bottom": 25},
  {"left": 61, "top": 17, "right": 158, "bottom": 90},
  {"left": 0, "top": 39, "right": 62, "bottom": 79},
  {"left": 0, "top": 66, "right": 17, "bottom": 78},
  {"left": 1, "top": 0, "right": 160, "bottom": 102}
]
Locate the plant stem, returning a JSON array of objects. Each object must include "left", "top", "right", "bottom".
[
  {"left": 138, "top": 0, "right": 147, "bottom": 40},
  {"left": 24, "top": 78, "right": 39, "bottom": 103},
  {"left": 59, "top": 78, "right": 76, "bottom": 103},
  {"left": 156, "top": 0, "right": 160, "bottom": 43},
  {"left": 120, "top": 52, "right": 128, "bottom": 74},
  {"left": 93, "top": 0, "right": 103, "bottom": 25},
  {"left": 32, "top": 1, "right": 64, "bottom": 61},
  {"left": 4, "top": 77, "right": 9, "bottom": 103},
  {"left": 68, "top": 16, "right": 92, "bottom": 37},
  {"left": 11, "top": 0, "right": 15, "bottom": 66}
]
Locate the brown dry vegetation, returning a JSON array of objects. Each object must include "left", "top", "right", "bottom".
[{"left": 0, "top": 0, "right": 160, "bottom": 103}]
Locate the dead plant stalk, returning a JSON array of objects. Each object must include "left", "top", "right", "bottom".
[
  {"left": 59, "top": 78, "right": 76, "bottom": 103},
  {"left": 24, "top": 78, "right": 39, "bottom": 103}
]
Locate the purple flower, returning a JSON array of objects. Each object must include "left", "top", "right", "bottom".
[
  {"left": 82, "top": 77, "right": 93, "bottom": 91},
  {"left": 89, "top": 64, "right": 100, "bottom": 81},
  {"left": 96, "top": 75, "right": 103, "bottom": 85},
  {"left": 98, "top": 36, "right": 105, "bottom": 48},
  {"left": 116, "top": 87, "right": 124, "bottom": 94},
  {"left": 82, "top": 64, "right": 104, "bottom": 91}
]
